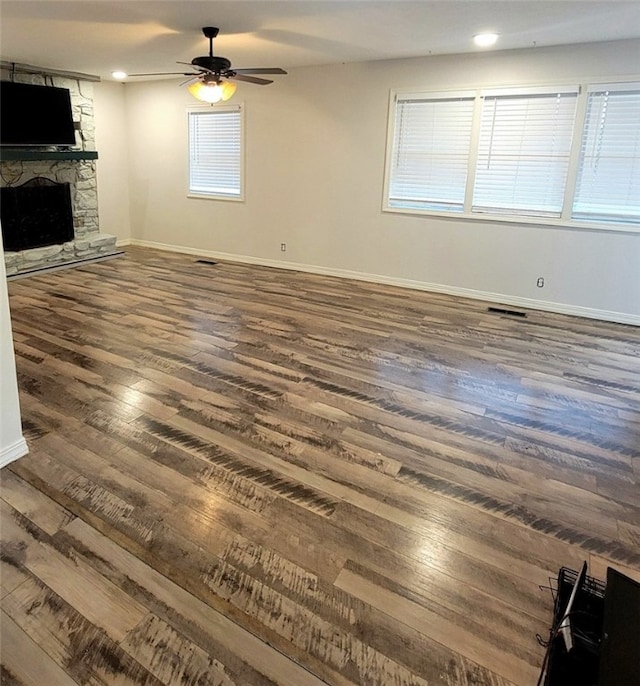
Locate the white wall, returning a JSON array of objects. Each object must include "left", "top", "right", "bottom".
[
  {"left": 0, "top": 237, "right": 28, "bottom": 467},
  {"left": 93, "top": 80, "right": 131, "bottom": 243},
  {"left": 120, "top": 39, "right": 640, "bottom": 323}
]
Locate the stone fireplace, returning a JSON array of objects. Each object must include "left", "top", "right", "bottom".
[{"left": 0, "top": 66, "right": 117, "bottom": 276}]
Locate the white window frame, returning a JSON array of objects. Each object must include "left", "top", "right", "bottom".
[
  {"left": 383, "top": 80, "right": 640, "bottom": 234},
  {"left": 572, "top": 82, "right": 640, "bottom": 225},
  {"left": 187, "top": 104, "right": 245, "bottom": 202},
  {"left": 384, "top": 90, "right": 476, "bottom": 213},
  {"left": 471, "top": 86, "right": 579, "bottom": 219}
]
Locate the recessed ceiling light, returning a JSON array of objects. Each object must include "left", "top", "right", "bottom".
[
  {"left": 112, "top": 71, "right": 128, "bottom": 80},
  {"left": 474, "top": 33, "right": 499, "bottom": 48}
]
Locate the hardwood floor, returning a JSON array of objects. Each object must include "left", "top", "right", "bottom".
[{"left": 2, "top": 246, "right": 639, "bottom": 686}]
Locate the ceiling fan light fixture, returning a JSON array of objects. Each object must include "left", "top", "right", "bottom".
[
  {"left": 188, "top": 77, "right": 237, "bottom": 104},
  {"left": 188, "top": 80, "right": 223, "bottom": 103},
  {"left": 221, "top": 80, "right": 237, "bottom": 101},
  {"left": 474, "top": 33, "right": 499, "bottom": 47}
]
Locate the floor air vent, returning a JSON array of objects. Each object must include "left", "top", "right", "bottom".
[
  {"left": 487, "top": 306, "right": 527, "bottom": 318},
  {"left": 195, "top": 259, "right": 218, "bottom": 265}
]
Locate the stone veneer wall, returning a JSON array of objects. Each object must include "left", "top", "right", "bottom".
[{"left": 0, "top": 68, "right": 117, "bottom": 276}]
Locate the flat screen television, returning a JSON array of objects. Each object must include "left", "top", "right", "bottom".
[{"left": 0, "top": 81, "right": 76, "bottom": 147}]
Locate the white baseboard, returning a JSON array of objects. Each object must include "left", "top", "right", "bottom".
[
  {"left": 116, "top": 238, "right": 132, "bottom": 247},
  {"left": 129, "top": 239, "right": 640, "bottom": 326},
  {"left": 0, "top": 437, "right": 29, "bottom": 469}
]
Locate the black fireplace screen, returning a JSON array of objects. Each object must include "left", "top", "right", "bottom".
[{"left": 1, "top": 177, "right": 74, "bottom": 252}]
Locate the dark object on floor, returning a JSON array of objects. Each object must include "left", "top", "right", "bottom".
[
  {"left": 487, "top": 306, "right": 527, "bottom": 317},
  {"left": 538, "top": 564, "right": 640, "bottom": 685}
]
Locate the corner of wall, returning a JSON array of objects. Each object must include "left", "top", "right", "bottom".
[
  {"left": 0, "top": 236, "right": 29, "bottom": 468},
  {"left": 93, "top": 80, "right": 132, "bottom": 244}
]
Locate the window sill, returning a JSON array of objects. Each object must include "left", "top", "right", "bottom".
[
  {"left": 382, "top": 206, "right": 640, "bottom": 235},
  {"left": 187, "top": 193, "right": 244, "bottom": 202}
]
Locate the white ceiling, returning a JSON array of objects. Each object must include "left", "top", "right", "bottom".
[{"left": 1, "top": 1, "right": 640, "bottom": 81}]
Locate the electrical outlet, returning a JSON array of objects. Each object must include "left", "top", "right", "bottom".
[
  {"left": 536, "top": 277, "right": 545, "bottom": 288},
  {"left": 280, "top": 243, "right": 287, "bottom": 252}
]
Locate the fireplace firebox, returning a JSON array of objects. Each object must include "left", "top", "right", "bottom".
[{"left": 1, "top": 177, "right": 74, "bottom": 252}]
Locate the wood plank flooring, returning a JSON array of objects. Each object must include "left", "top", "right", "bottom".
[{"left": 2, "top": 246, "right": 639, "bottom": 685}]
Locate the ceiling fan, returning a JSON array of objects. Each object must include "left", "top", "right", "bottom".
[{"left": 125, "top": 27, "right": 287, "bottom": 103}]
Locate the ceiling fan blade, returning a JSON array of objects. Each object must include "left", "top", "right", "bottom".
[
  {"left": 127, "top": 72, "right": 194, "bottom": 77},
  {"left": 179, "top": 75, "right": 201, "bottom": 87},
  {"left": 230, "top": 73, "right": 274, "bottom": 85},
  {"left": 176, "top": 61, "right": 215, "bottom": 74},
  {"left": 232, "top": 68, "right": 287, "bottom": 75}
]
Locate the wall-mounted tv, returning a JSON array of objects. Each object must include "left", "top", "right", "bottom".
[{"left": 0, "top": 81, "right": 76, "bottom": 147}]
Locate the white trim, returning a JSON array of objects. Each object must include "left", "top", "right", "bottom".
[
  {"left": 561, "top": 87, "right": 589, "bottom": 221},
  {"left": 186, "top": 104, "right": 243, "bottom": 114},
  {"left": 587, "top": 82, "right": 640, "bottom": 93},
  {"left": 382, "top": 205, "right": 640, "bottom": 234},
  {"left": 392, "top": 75, "right": 640, "bottom": 103},
  {"left": 187, "top": 193, "right": 244, "bottom": 203},
  {"left": 481, "top": 85, "right": 579, "bottom": 97},
  {"left": 0, "top": 437, "right": 28, "bottom": 468},
  {"left": 396, "top": 89, "right": 476, "bottom": 102},
  {"left": 464, "top": 93, "right": 484, "bottom": 213},
  {"left": 129, "top": 239, "right": 640, "bottom": 326},
  {"left": 116, "top": 238, "right": 132, "bottom": 247},
  {"left": 381, "top": 90, "right": 397, "bottom": 213}
]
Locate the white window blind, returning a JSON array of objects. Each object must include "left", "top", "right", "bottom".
[
  {"left": 188, "top": 107, "right": 242, "bottom": 199},
  {"left": 572, "top": 84, "right": 640, "bottom": 224},
  {"left": 472, "top": 89, "right": 578, "bottom": 217},
  {"left": 388, "top": 94, "right": 475, "bottom": 211}
]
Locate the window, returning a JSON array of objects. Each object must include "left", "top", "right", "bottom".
[
  {"left": 473, "top": 88, "right": 578, "bottom": 217},
  {"left": 384, "top": 82, "right": 640, "bottom": 230},
  {"left": 188, "top": 105, "right": 243, "bottom": 200},
  {"left": 573, "top": 84, "right": 640, "bottom": 224},
  {"left": 387, "top": 93, "right": 475, "bottom": 212}
]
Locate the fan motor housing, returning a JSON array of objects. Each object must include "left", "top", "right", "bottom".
[{"left": 192, "top": 55, "right": 231, "bottom": 72}]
